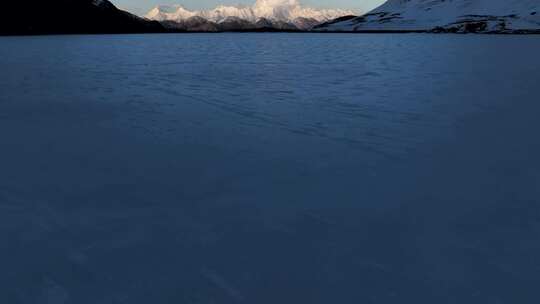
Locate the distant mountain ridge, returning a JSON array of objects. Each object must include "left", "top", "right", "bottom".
[
  {"left": 146, "top": 0, "right": 356, "bottom": 30},
  {"left": 3, "top": 0, "right": 538, "bottom": 35},
  {"left": 315, "top": 0, "right": 540, "bottom": 33},
  {"left": 0, "top": 0, "right": 163, "bottom": 35}
]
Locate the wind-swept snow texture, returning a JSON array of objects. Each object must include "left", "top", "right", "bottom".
[
  {"left": 1, "top": 34, "right": 540, "bottom": 303},
  {"left": 316, "top": 0, "right": 540, "bottom": 32}
]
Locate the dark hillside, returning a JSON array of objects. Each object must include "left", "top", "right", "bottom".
[{"left": 0, "top": 0, "right": 164, "bottom": 35}]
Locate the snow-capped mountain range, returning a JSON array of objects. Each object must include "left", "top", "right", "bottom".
[
  {"left": 145, "top": 0, "right": 356, "bottom": 30},
  {"left": 315, "top": 0, "right": 540, "bottom": 33}
]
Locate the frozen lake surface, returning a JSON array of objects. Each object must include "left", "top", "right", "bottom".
[{"left": 1, "top": 33, "right": 539, "bottom": 303}]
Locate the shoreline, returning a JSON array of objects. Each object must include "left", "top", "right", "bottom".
[{"left": 2, "top": 29, "right": 540, "bottom": 36}]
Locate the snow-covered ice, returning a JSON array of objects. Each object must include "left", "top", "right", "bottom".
[{"left": 1, "top": 33, "right": 540, "bottom": 303}]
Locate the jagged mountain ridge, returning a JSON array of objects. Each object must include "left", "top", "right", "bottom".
[
  {"left": 0, "top": 0, "right": 163, "bottom": 35},
  {"left": 315, "top": 0, "right": 540, "bottom": 33},
  {"left": 159, "top": 16, "right": 319, "bottom": 32},
  {"left": 146, "top": 0, "right": 356, "bottom": 30}
]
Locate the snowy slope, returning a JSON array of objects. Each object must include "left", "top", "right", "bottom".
[
  {"left": 146, "top": 0, "right": 355, "bottom": 25},
  {"left": 315, "top": 0, "right": 540, "bottom": 32}
]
